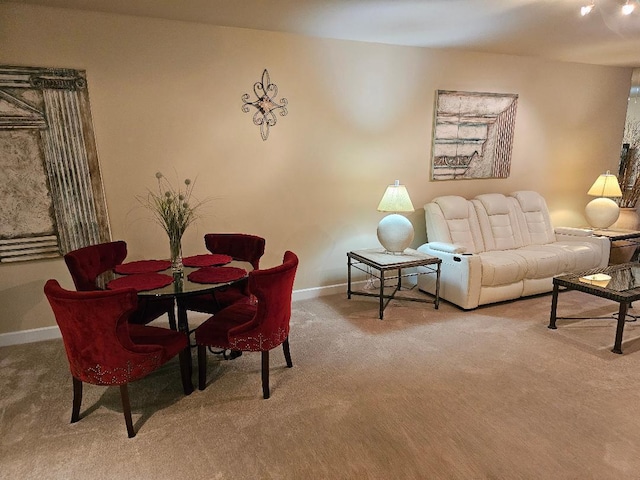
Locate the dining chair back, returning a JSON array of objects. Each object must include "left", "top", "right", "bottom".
[
  {"left": 184, "top": 233, "right": 266, "bottom": 315},
  {"left": 64, "top": 241, "right": 177, "bottom": 328},
  {"left": 204, "top": 233, "right": 266, "bottom": 270},
  {"left": 195, "top": 250, "right": 298, "bottom": 399},
  {"left": 44, "top": 279, "right": 193, "bottom": 438},
  {"left": 64, "top": 240, "right": 127, "bottom": 291}
]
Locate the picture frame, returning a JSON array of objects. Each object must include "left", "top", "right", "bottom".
[{"left": 431, "top": 90, "right": 518, "bottom": 181}]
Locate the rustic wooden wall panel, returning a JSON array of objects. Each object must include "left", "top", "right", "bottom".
[{"left": 0, "top": 66, "right": 110, "bottom": 262}]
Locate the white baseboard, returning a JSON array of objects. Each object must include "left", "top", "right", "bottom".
[
  {"left": 0, "top": 282, "right": 355, "bottom": 347},
  {"left": 292, "top": 281, "right": 353, "bottom": 301},
  {"left": 0, "top": 325, "right": 62, "bottom": 347}
]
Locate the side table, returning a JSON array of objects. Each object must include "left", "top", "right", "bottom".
[
  {"left": 592, "top": 229, "right": 640, "bottom": 264},
  {"left": 347, "top": 248, "right": 441, "bottom": 319}
]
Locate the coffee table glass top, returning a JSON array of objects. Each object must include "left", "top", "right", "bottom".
[{"left": 555, "top": 263, "right": 640, "bottom": 298}]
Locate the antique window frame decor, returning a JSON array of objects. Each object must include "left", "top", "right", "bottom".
[
  {"left": 0, "top": 65, "right": 110, "bottom": 262},
  {"left": 431, "top": 90, "right": 518, "bottom": 181}
]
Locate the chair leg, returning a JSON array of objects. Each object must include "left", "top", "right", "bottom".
[
  {"left": 119, "top": 384, "right": 136, "bottom": 438},
  {"left": 283, "top": 337, "right": 293, "bottom": 368},
  {"left": 168, "top": 306, "right": 177, "bottom": 331},
  {"left": 71, "top": 377, "right": 82, "bottom": 423},
  {"left": 261, "top": 350, "right": 270, "bottom": 399},
  {"left": 198, "top": 345, "right": 207, "bottom": 391},
  {"left": 178, "top": 348, "right": 194, "bottom": 395}
]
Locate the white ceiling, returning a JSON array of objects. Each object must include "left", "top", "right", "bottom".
[{"left": 7, "top": 0, "right": 640, "bottom": 68}]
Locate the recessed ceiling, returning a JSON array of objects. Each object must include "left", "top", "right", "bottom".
[{"left": 7, "top": 0, "right": 640, "bottom": 68}]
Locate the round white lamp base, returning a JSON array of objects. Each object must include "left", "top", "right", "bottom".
[
  {"left": 377, "top": 214, "right": 414, "bottom": 254},
  {"left": 585, "top": 197, "right": 620, "bottom": 229}
]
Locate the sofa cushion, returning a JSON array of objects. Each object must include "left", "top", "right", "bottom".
[
  {"left": 513, "top": 245, "right": 569, "bottom": 279},
  {"left": 478, "top": 251, "right": 527, "bottom": 286},
  {"left": 553, "top": 240, "right": 603, "bottom": 271}
]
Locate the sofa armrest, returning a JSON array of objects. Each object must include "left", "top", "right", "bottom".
[
  {"left": 416, "top": 243, "right": 482, "bottom": 309},
  {"left": 554, "top": 227, "right": 593, "bottom": 237},
  {"left": 427, "top": 241, "right": 467, "bottom": 254}
]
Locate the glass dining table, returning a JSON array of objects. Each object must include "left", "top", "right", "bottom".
[
  {"left": 147, "top": 263, "right": 251, "bottom": 330},
  {"left": 104, "top": 259, "right": 253, "bottom": 335},
  {"left": 99, "top": 257, "right": 254, "bottom": 390}
]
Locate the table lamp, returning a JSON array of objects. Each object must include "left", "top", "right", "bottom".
[
  {"left": 376, "top": 180, "right": 415, "bottom": 254},
  {"left": 584, "top": 171, "right": 623, "bottom": 229}
]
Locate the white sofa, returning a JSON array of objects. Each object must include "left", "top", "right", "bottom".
[{"left": 416, "top": 191, "right": 610, "bottom": 309}]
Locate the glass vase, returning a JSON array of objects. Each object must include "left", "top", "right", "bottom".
[{"left": 169, "top": 235, "right": 183, "bottom": 273}]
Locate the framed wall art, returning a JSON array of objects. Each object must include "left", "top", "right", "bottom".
[
  {"left": 0, "top": 65, "right": 110, "bottom": 262},
  {"left": 431, "top": 90, "right": 518, "bottom": 181}
]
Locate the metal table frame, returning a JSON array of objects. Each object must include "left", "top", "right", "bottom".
[
  {"left": 347, "top": 248, "right": 441, "bottom": 319},
  {"left": 548, "top": 263, "right": 640, "bottom": 354}
]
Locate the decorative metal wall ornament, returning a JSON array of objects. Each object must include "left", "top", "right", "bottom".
[{"left": 241, "top": 69, "right": 288, "bottom": 141}]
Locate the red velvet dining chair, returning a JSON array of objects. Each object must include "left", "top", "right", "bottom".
[
  {"left": 182, "top": 233, "right": 266, "bottom": 315},
  {"left": 195, "top": 251, "right": 298, "bottom": 399},
  {"left": 64, "top": 240, "right": 177, "bottom": 330},
  {"left": 44, "top": 279, "right": 193, "bottom": 438}
]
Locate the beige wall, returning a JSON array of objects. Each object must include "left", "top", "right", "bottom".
[{"left": 0, "top": 2, "right": 633, "bottom": 335}]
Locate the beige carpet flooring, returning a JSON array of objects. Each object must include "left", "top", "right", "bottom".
[{"left": 3, "top": 289, "right": 640, "bottom": 479}]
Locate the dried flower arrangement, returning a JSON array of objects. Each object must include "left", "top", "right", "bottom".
[
  {"left": 138, "top": 172, "right": 209, "bottom": 271},
  {"left": 618, "top": 119, "right": 640, "bottom": 208}
]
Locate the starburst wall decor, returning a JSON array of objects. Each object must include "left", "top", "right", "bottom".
[{"left": 241, "top": 69, "right": 288, "bottom": 141}]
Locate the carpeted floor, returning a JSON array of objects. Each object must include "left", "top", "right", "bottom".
[{"left": 3, "top": 289, "right": 640, "bottom": 479}]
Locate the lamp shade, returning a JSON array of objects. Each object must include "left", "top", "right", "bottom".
[
  {"left": 377, "top": 180, "right": 415, "bottom": 212},
  {"left": 376, "top": 180, "right": 415, "bottom": 254},
  {"left": 587, "top": 171, "right": 622, "bottom": 198}
]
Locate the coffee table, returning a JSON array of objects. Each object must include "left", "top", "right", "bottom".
[{"left": 548, "top": 263, "right": 640, "bottom": 354}]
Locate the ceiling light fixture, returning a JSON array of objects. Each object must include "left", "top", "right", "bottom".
[
  {"left": 622, "top": 1, "right": 635, "bottom": 15},
  {"left": 580, "top": 1, "right": 638, "bottom": 16},
  {"left": 581, "top": 2, "right": 595, "bottom": 15}
]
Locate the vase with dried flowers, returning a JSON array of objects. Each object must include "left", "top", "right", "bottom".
[
  {"left": 613, "top": 120, "right": 640, "bottom": 234},
  {"left": 139, "top": 172, "right": 207, "bottom": 273}
]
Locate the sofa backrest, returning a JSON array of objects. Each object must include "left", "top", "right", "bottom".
[
  {"left": 510, "top": 190, "right": 556, "bottom": 245},
  {"left": 425, "top": 195, "right": 485, "bottom": 254},
  {"left": 472, "top": 193, "right": 524, "bottom": 251},
  {"left": 425, "top": 190, "right": 556, "bottom": 253}
]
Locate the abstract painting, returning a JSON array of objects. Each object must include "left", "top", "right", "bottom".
[{"left": 431, "top": 90, "right": 518, "bottom": 181}]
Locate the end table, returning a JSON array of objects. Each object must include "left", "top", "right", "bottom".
[
  {"left": 347, "top": 248, "right": 441, "bottom": 319},
  {"left": 592, "top": 228, "right": 640, "bottom": 264}
]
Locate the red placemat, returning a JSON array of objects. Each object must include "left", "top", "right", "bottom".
[
  {"left": 183, "top": 254, "right": 232, "bottom": 267},
  {"left": 187, "top": 266, "right": 247, "bottom": 284},
  {"left": 114, "top": 260, "right": 171, "bottom": 275},
  {"left": 107, "top": 273, "right": 174, "bottom": 292}
]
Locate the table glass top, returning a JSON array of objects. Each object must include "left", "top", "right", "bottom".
[
  {"left": 557, "top": 263, "right": 640, "bottom": 294},
  {"left": 349, "top": 248, "right": 439, "bottom": 267},
  {"left": 98, "top": 260, "right": 253, "bottom": 297},
  {"left": 592, "top": 229, "right": 640, "bottom": 241}
]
